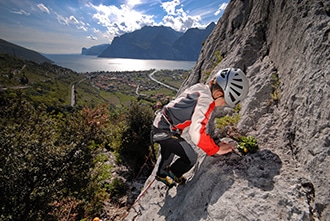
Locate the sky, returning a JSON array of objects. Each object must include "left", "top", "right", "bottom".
[{"left": 0, "top": 0, "right": 228, "bottom": 54}]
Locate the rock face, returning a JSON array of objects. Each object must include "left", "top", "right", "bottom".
[
  {"left": 125, "top": 0, "right": 330, "bottom": 220},
  {"left": 81, "top": 44, "right": 110, "bottom": 55}
]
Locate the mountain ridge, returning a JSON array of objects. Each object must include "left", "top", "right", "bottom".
[
  {"left": 85, "top": 23, "right": 215, "bottom": 61},
  {"left": 82, "top": 44, "right": 110, "bottom": 56},
  {"left": 0, "top": 38, "right": 52, "bottom": 64}
]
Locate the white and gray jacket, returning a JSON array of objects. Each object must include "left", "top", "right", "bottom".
[{"left": 153, "top": 83, "right": 220, "bottom": 156}]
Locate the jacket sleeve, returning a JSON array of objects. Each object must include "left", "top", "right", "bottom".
[{"left": 188, "top": 93, "right": 220, "bottom": 156}]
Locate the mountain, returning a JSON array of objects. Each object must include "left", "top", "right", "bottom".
[
  {"left": 98, "top": 24, "right": 215, "bottom": 61},
  {"left": 99, "top": 26, "right": 183, "bottom": 60},
  {"left": 0, "top": 38, "right": 52, "bottom": 64},
  {"left": 125, "top": 0, "right": 330, "bottom": 220},
  {"left": 81, "top": 44, "right": 110, "bottom": 55},
  {"left": 172, "top": 22, "right": 215, "bottom": 60}
]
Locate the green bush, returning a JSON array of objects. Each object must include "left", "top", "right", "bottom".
[
  {"left": 0, "top": 56, "right": 159, "bottom": 219},
  {"left": 0, "top": 93, "right": 111, "bottom": 220},
  {"left": 236, "top": 136, "right": 259, "bottom": 154},
  {"left": 119, "top": 101, "right": 154, "bottom": 174},
  {"left": 107, "top": 178, "right": 127, "bottom": 202}
]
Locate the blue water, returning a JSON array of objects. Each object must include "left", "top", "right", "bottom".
[{"left": 44, "top": 54, "right": 196, "bottom": 73}]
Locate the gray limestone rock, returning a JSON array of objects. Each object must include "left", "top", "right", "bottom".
[{"left": 126, "top": 0, "right": 330, "bottom": 220}]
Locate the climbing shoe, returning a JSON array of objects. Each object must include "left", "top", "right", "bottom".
[
  {"left": 165, "top": 167, "right": 186, "bottom": 185},
  {"left": 155, "top": 175, "right": 176, "bottom": 188}
]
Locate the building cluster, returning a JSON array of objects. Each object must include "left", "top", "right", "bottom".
[
  {"left": 85, "top": 70, "right": 186, "bottom": 106},
  {"left": 86, "top": 70, "right": 157, "bottom": 94}
]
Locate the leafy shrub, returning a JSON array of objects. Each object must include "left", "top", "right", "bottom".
[
  {"left": 107, "top": 178, "right": 127, "bottom": 202},
  {"left": 0, "top": 93, "right": 111, "bottom": 220},
  {"left": 119, "top": 101, "right": 154, "bottom": 174},
  {"left": 236, "top": 136, "right": 259, "bottom": 154}
]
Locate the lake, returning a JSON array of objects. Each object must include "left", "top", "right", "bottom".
[{"left": 44, "top": 54, "right": 196, "bottom": 73}]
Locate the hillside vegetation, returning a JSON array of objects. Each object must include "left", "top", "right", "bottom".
[
  {"left": 0, "top": 38, "right": 52, "bottom": 64},
  {"left": 0, "top": 54, "right": 189, "bottom": 220},
  {"left": 0, "top": 54, "right": 103, "bottom": 108}
]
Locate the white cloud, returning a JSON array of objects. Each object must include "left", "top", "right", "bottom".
[
  {"left": 77, "top": 26, "right": 88, "bottom": 31},
  {"left": 89, "top": 2, "right": 155, "bottom": 38},
  {"left": 215, "top": 2, "right": 228, "bottom": 16},
  {"left": 87, "top": 35, "right": 98, "bottom": 40},
  {"left": 10, "top": 9, "right": 30, "bottom": 16},
  {"left": 162, "top": 15, "right": 201, "bottom": 32},
  {"left": 37, "top": 3, "right": 50, "bottom": 14},
  {"left": 56, "top": 13, "right": 69, "bottom": 25},
  {"left": 161, "top": 0, "right": 181, "bottom": 15},
  {"left": 126, "top": 0, "right": 143, "bottom": 9},
  {"left": 55, "top": 13, "right": 88, "bottom": 32},
  {"left": 160, "top": 1, "right": 202, "bottom": 32},
  {"left": 87, "top": 0, "right": 212, "bottom": 42},
  {"left": 69, "top": 15, "right": 79, "bottom": 24}
]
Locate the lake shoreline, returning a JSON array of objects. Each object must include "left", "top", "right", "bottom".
[{"left": 44, "top": 54, "right": 196, "bottom": 73}]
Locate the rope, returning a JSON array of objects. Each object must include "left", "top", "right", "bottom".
[{"left": 130, "top": 177, "right": 156, "bottom": 208}]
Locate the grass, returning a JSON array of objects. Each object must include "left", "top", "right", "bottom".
[
  {"left": 152, "top": 70, "right": 188, "bottom": 90},
  {"left": 25, "top": 79, "right": 72, "bottom": 106},
  {"left": 141, "top": 87, "right": 176, "bottom": 96},
  {"left": 216, "top": 114, "right": 241, "bottom": 129},
  {"left": 270, "top": 73, "right": 281, "bottom": 102},
  {"left": 114, "top": 92, "right": 137, "bottom": 106}
]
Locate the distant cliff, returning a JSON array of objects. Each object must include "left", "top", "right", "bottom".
[
  {"left": 81, "top": 44, "right": 110, "bottom": 55},
  {"left": 0, "top": 38, "right": 52, "bottom": 64},
  {"left": 126, "top": 0, "right": 330, "bottom": 220},
  {"left": 98, "top": 23, "right": 215, "bottom": 61},
  {"left": 172, "top": 23, "right": 216, "bottom": 60}
]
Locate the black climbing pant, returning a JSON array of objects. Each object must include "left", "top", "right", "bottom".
[{"left": 157, "top": 135, "right": 198, "bottom": 178}]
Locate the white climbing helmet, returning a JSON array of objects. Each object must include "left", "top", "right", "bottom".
[{"left": 215, "top": 68, "right": 249, "bottom": 107}]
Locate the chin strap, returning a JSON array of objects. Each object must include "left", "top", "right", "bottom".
[
  {"left": 210, "top": 80, "right": 224, "bottom": 101},
  {"left": 213, "top": 95, "right": 224, "bottom": 101}
]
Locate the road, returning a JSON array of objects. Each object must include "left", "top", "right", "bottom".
[
  {"left": 70, "top": 84, "right": 75, "bottom": 107},
  {"left": 148, "top": 70, "right": 178, "bottom": 92},
  {"left": 70, "top": 78, "right": 86, "bottom": 107},
  {"left": 0, "top": 65, "right": 29, "bottom": 91},
  {"left": 0, "top": 86, "right": 31, "bottom": 91}
]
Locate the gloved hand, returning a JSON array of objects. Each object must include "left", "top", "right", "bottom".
[
  {"left": 215, "top": 141, "right": 234, "bottom": 155},
  {"left": 213, "top": 137, "right": 245, "bottom": 156}
]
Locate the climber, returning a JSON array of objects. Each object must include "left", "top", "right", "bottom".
[{"left": 152, "top": 68, "right": 249, "bottom": 187}]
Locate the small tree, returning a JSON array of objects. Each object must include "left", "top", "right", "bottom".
[{"left": 120, "top": 101, "right": 154, "bottom": 174}]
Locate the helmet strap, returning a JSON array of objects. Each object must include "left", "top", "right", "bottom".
[{"left": 213, "top": 94, "right": 224, "bottom": 101}]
